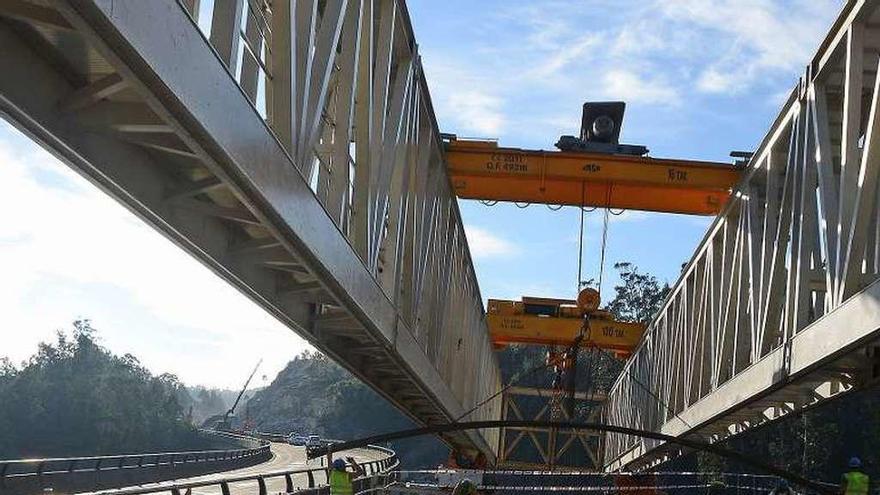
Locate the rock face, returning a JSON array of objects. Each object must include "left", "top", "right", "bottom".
[
  {"left": 244, "top": 351, "right": 449, "bottom": 468},
  {"left": 245, "top": 352, "right": 343, "bottom": 434}
]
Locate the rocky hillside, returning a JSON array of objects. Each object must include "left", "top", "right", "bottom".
[{"left": 245, "top": 351, "right": 449, "bottom": 468}]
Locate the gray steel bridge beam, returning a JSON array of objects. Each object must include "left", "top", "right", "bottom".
[
  {"left": 603, "top": 0, "right": 880, "bottom": 471},
  {"left": 0, "top": 0, "right": 498, "bottom": 459}
]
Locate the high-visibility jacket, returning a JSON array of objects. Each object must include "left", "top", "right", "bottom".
[
  {"left": 330, "top": 469, "right": 354, "bottom": 495},
  {"left": 844, "top": 471, "right": 870, "bottom": 495}
]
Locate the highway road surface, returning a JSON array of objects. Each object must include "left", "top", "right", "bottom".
[{"left": 88, "top": 442, "right": 387, "bottom": 495}]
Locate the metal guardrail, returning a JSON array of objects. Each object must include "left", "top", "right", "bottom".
[
  {"left": 0, "top": 430, "right": 270, "bottom": 493},
  {"left": 250, "top": 431, "right": 288, "bottom": 443},
  {"left": 88, "top": 444, "right": 400, "bottom": 495}
]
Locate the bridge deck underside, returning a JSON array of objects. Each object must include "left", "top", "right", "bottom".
[
  {"left": 605, "top": 0, "right": 880, "bottom": 471},
  {"left": 0, "top": 0, "right": 500, "bottom": 458}
]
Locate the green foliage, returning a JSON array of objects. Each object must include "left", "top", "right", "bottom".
[
  {"left": 681, "top": 400, "right": 847, "bottom": 480},
  {"left": 0, "top": 320, "right": 208, "bottom": 458},
  {"left": 726, "top": 391, "right": 878, "bottom": 482},
  {"left": 605, "top": 262, "right": 671, "bottom": 323},
  {"left": 667, "top": 368, "right": 880, "bottom": 482}
]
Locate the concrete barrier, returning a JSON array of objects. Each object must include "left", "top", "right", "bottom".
[{"left": 0, "top": 431, "right": 271, "bottom": 495}]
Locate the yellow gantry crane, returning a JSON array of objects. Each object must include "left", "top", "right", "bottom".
[
  {"left": 445, "top": 138, "right": 740, "bottom": 215},
  {"left": 487, "top": 289, "right": 644, "bottom": 358},
  {"left": 446, "top": 102, "right": 745, "bottom": 355}
]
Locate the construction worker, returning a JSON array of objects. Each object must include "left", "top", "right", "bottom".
[
  {"left": 841, "top": 457, "right": 870, "bottom": 495},
  {"left": 329, "top": 457, "right": 366, "bottom": 495}
]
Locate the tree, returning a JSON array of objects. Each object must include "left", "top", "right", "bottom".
[
  {"left": 605, "top": 262, "right": 670, "bottom": 323},
  {"left": 0, "top": 320, "right": 209, "bottom": 458}
]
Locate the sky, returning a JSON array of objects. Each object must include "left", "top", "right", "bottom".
[{"left": 0, "top": 0, "right": 843, "bottom": 389}]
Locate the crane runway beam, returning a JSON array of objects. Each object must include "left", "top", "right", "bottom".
[{"left": 445, "top": 139, "right": 742, "bottom": 215}]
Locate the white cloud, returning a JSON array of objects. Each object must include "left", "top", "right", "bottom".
[
  {"left": 601, "top": 70, "right": 680, "bottom": 105},
  {"left": 605, "top": 210, "right": 652, "bottom": 223},
  {"left": 447, "top": 89, "right": 505, "bottom": 136},
  {"left": 0, "top": 123, "right": 310, "bottom": 388},
  {"left": 464, "top": 225, "right": 518, "bottom": 259},
  {"left": 697, "top": 68, "right": 735, "bottom": 93},
  {"left": 658, "top": 0, "right": 842, "bottom": 93},
  {"left": 529, "top": 33, "right": 602, "bottom": 79},
  {"left": 420, "top": 61, "right": 506, "bottom": 136},
  {"left": 417, "top": 0, "right": 838, "bottom": 152},
  {"left": 471, "top": 0, "right": 839, "bottom": 108},
  {"left": 611, "top": 21, "right": 668, "bottom": 57}
]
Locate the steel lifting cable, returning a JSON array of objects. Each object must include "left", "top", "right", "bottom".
[
  {"left": 569, "top": 320, "right": 607, "bottom": 423},
  {"left": 537, "top": 340, "right": 694, "bottom": 432},
  {"left": 596, "top": 184, "right": 616, "bottom": 296},
  {"left": 579, "top": 197, "right": 695, "bottom": 431},
  {"left": 577, "top": 182, "right": 586, "bottom": 292},
  {"left": 454, "top": 358, "right": 559, "bottom": 422},
  {"left": 461, "top": 184, "right": 689, "bottom": 429},
  {"left": 597, "top": 207, "right": 610, "bottom": 296},
  {"left": 573, "top": 349, "right": 603, "bottom": 422},
  {"left": 550, "top": 317, "right": 590, "bottom": 421}
]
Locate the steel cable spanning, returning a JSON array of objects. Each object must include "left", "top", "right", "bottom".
[{"left": 309, "top": 420, "right": 830, "bottom": 494}]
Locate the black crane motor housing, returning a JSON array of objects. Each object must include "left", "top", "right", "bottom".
[
  {"left": 555, "top": 101, "right": 648, "bottom": 156},
  {"left": 581, "top": 101, "right": 626, "bottom": 144}
]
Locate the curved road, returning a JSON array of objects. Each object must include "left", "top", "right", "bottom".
[{"left": 91, "top": 442, "right": 387, "bottom": 495}]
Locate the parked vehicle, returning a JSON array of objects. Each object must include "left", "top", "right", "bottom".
[
  {"left": 306, "top": 435, "right": 322, "bottom": 448},
  {"left": 287, "top": 433, "right": 306, "bottom": 446}
]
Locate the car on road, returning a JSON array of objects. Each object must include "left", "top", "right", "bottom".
[
  {"left": 287, "top": 433, "right": 306, "bottom": 446},
  {"left": 306, "top": 435, "right": 322, "bottom": 448}
]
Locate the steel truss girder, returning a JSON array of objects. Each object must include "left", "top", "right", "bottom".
[
  {"left": 604, "top": 0, "right": 880, "bottom": 471},
  {"left": 0, "top": 0, "right": 500, "bottom": 459},
  {"left": 498, "top": 387, "right": 604, "bottom": 471}
]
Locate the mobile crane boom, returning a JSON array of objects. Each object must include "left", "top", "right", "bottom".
[{"left": 217, "top": 358, "right": 262, "bottom": 431}]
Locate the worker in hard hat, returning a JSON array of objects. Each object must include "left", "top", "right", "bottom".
[
  {"left": 329, "top": 457, "right": 366, "bottom": 495},
  {"left": 841, "top": 457, "right": 870, "bottom": 495}
]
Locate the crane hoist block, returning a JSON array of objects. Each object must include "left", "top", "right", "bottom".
[{"left": 486, "top": 296, "right": 646, "bottom": 357}]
